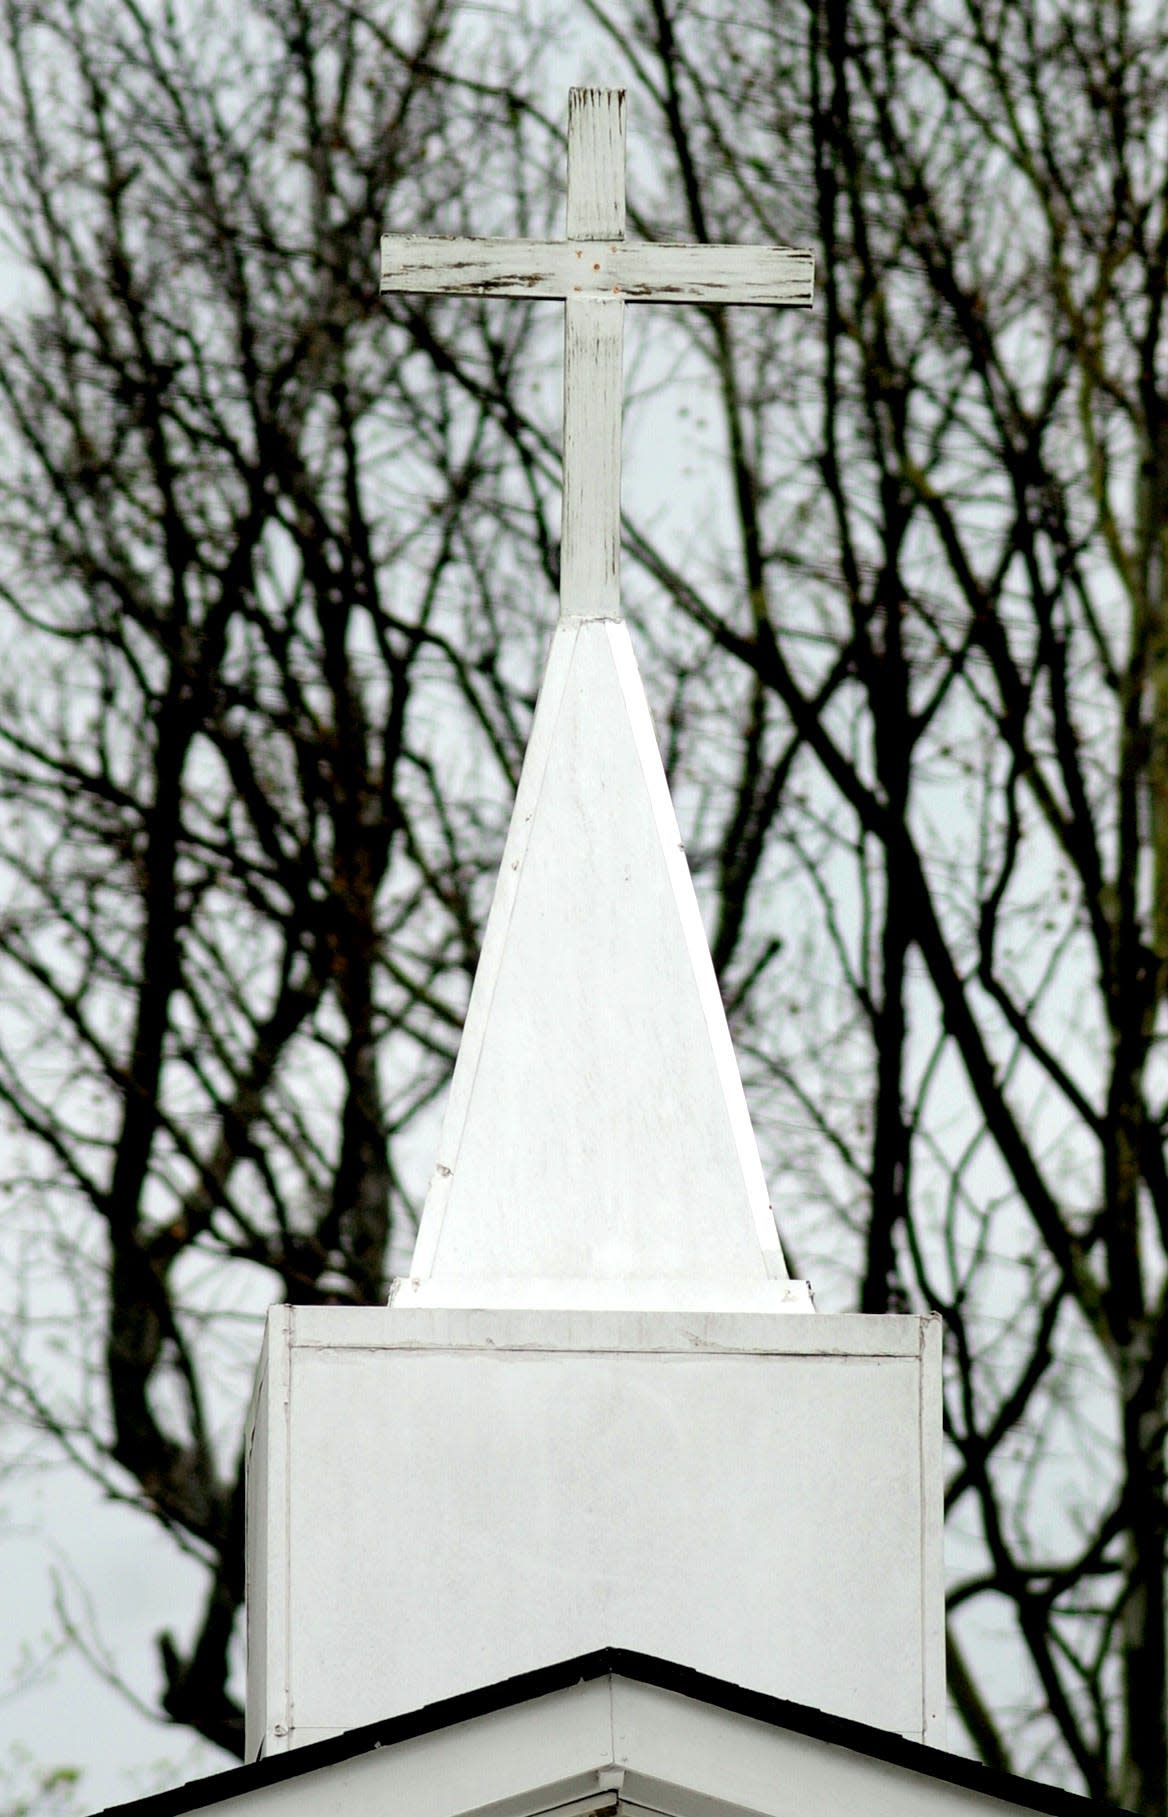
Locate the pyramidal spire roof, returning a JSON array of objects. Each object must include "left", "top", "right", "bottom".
[{"left": 398, "top": 616, "right": 811, "bottom": 1313}]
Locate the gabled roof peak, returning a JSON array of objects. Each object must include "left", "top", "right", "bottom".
[{"left": 92, "top": 1648, "right": 1109, "bottom": 1817}]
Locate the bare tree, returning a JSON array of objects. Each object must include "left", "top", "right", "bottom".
[
  {"left": 564, "top": 0, "right": 1168, "bottom": 1809},
  {"left": 5, "top": 0, "right": 1168, "bottom": 1809},
  {"left": 0, "top": 0, "right": 565, "bottom": 1757}
]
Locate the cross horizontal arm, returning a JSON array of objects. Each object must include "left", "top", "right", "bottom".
[{"left": 381, "top": 235, "right": 815, "bottom": 308}]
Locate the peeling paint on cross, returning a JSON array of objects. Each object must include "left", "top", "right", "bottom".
[{"left": 380, "top": 88, "right": 815, "bottom": 621}]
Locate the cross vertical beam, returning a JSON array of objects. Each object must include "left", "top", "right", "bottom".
[
  {"left": 380, "top": 89, "right": 814, "bottom": 626},
  {"left": 562, "top": 88, "right": 625, "bottom": 619}
]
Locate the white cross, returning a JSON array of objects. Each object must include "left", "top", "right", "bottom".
[{"left": 381, "top": 88, "right": 815, "bottom": 621}]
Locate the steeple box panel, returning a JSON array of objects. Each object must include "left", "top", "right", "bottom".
[{"left": 245, "top": 1305, "right": 943, "bottom": 1761}]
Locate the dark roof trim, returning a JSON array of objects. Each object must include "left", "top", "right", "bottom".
[{"left": 92, "top": 1647, "right": 1129, "bottom": 1817}]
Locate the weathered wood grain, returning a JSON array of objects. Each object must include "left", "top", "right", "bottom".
[
  {"left": 566, "top": 88, "right": 626, "bottom": 239},
  {"left": 561, "top": 92, "right": 625, "bottom": 614},
  {"left": 379, "top": 85, "right": 816, "bottom": 626},
  {"left": 562, "top": 296, "right": 623, "bottom": 616},
  {"left": 380, "top": 235, "right": 815, "bottom": 307}
]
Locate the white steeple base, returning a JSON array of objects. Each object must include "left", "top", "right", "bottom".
[{"left": 246, "top": 1305, "right": 944, "bottom": 1759}]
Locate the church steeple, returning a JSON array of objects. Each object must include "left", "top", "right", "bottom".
[
  {"left": 244, "top": 88, "right": 941, "bottom": 1768},
  {"left": 399, "top": 613, "right": 809, "bottom": 1311}
]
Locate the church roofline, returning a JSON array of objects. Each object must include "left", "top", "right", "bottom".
[{"left": 91, "top": 1648, "right": 1128, "bottom": 1817}]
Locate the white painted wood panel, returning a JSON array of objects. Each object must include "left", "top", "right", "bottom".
[
  {"left": 268, "top": 1303, "right": 933, "bottom": 1353},
  {"left": 611, "top": 1678, "right": 962, "bottom": 1817},
  {"left": 408, "top": 619, "right": 793, "bottom": 1297},
  {"left": 244, "top": 1314, "right": 289, "bottom": 1756},
  {"left": 380, "top": 236, "right": 814, "bottom": 305},
  {"left": 227, "top": 1678, "right": 615, "bottom": 1817},
  {"left": 246, "top": 1308, "right": 943, "bottom": 1756},
  {"left": 560, "top": 301, "right": 623, "bottom": 615},
  {"left": 566, "top": 88, "right": 626, "bottom": 238},
  {"left": 560, "top": 89, "right": 626, "bottom": 611}
]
